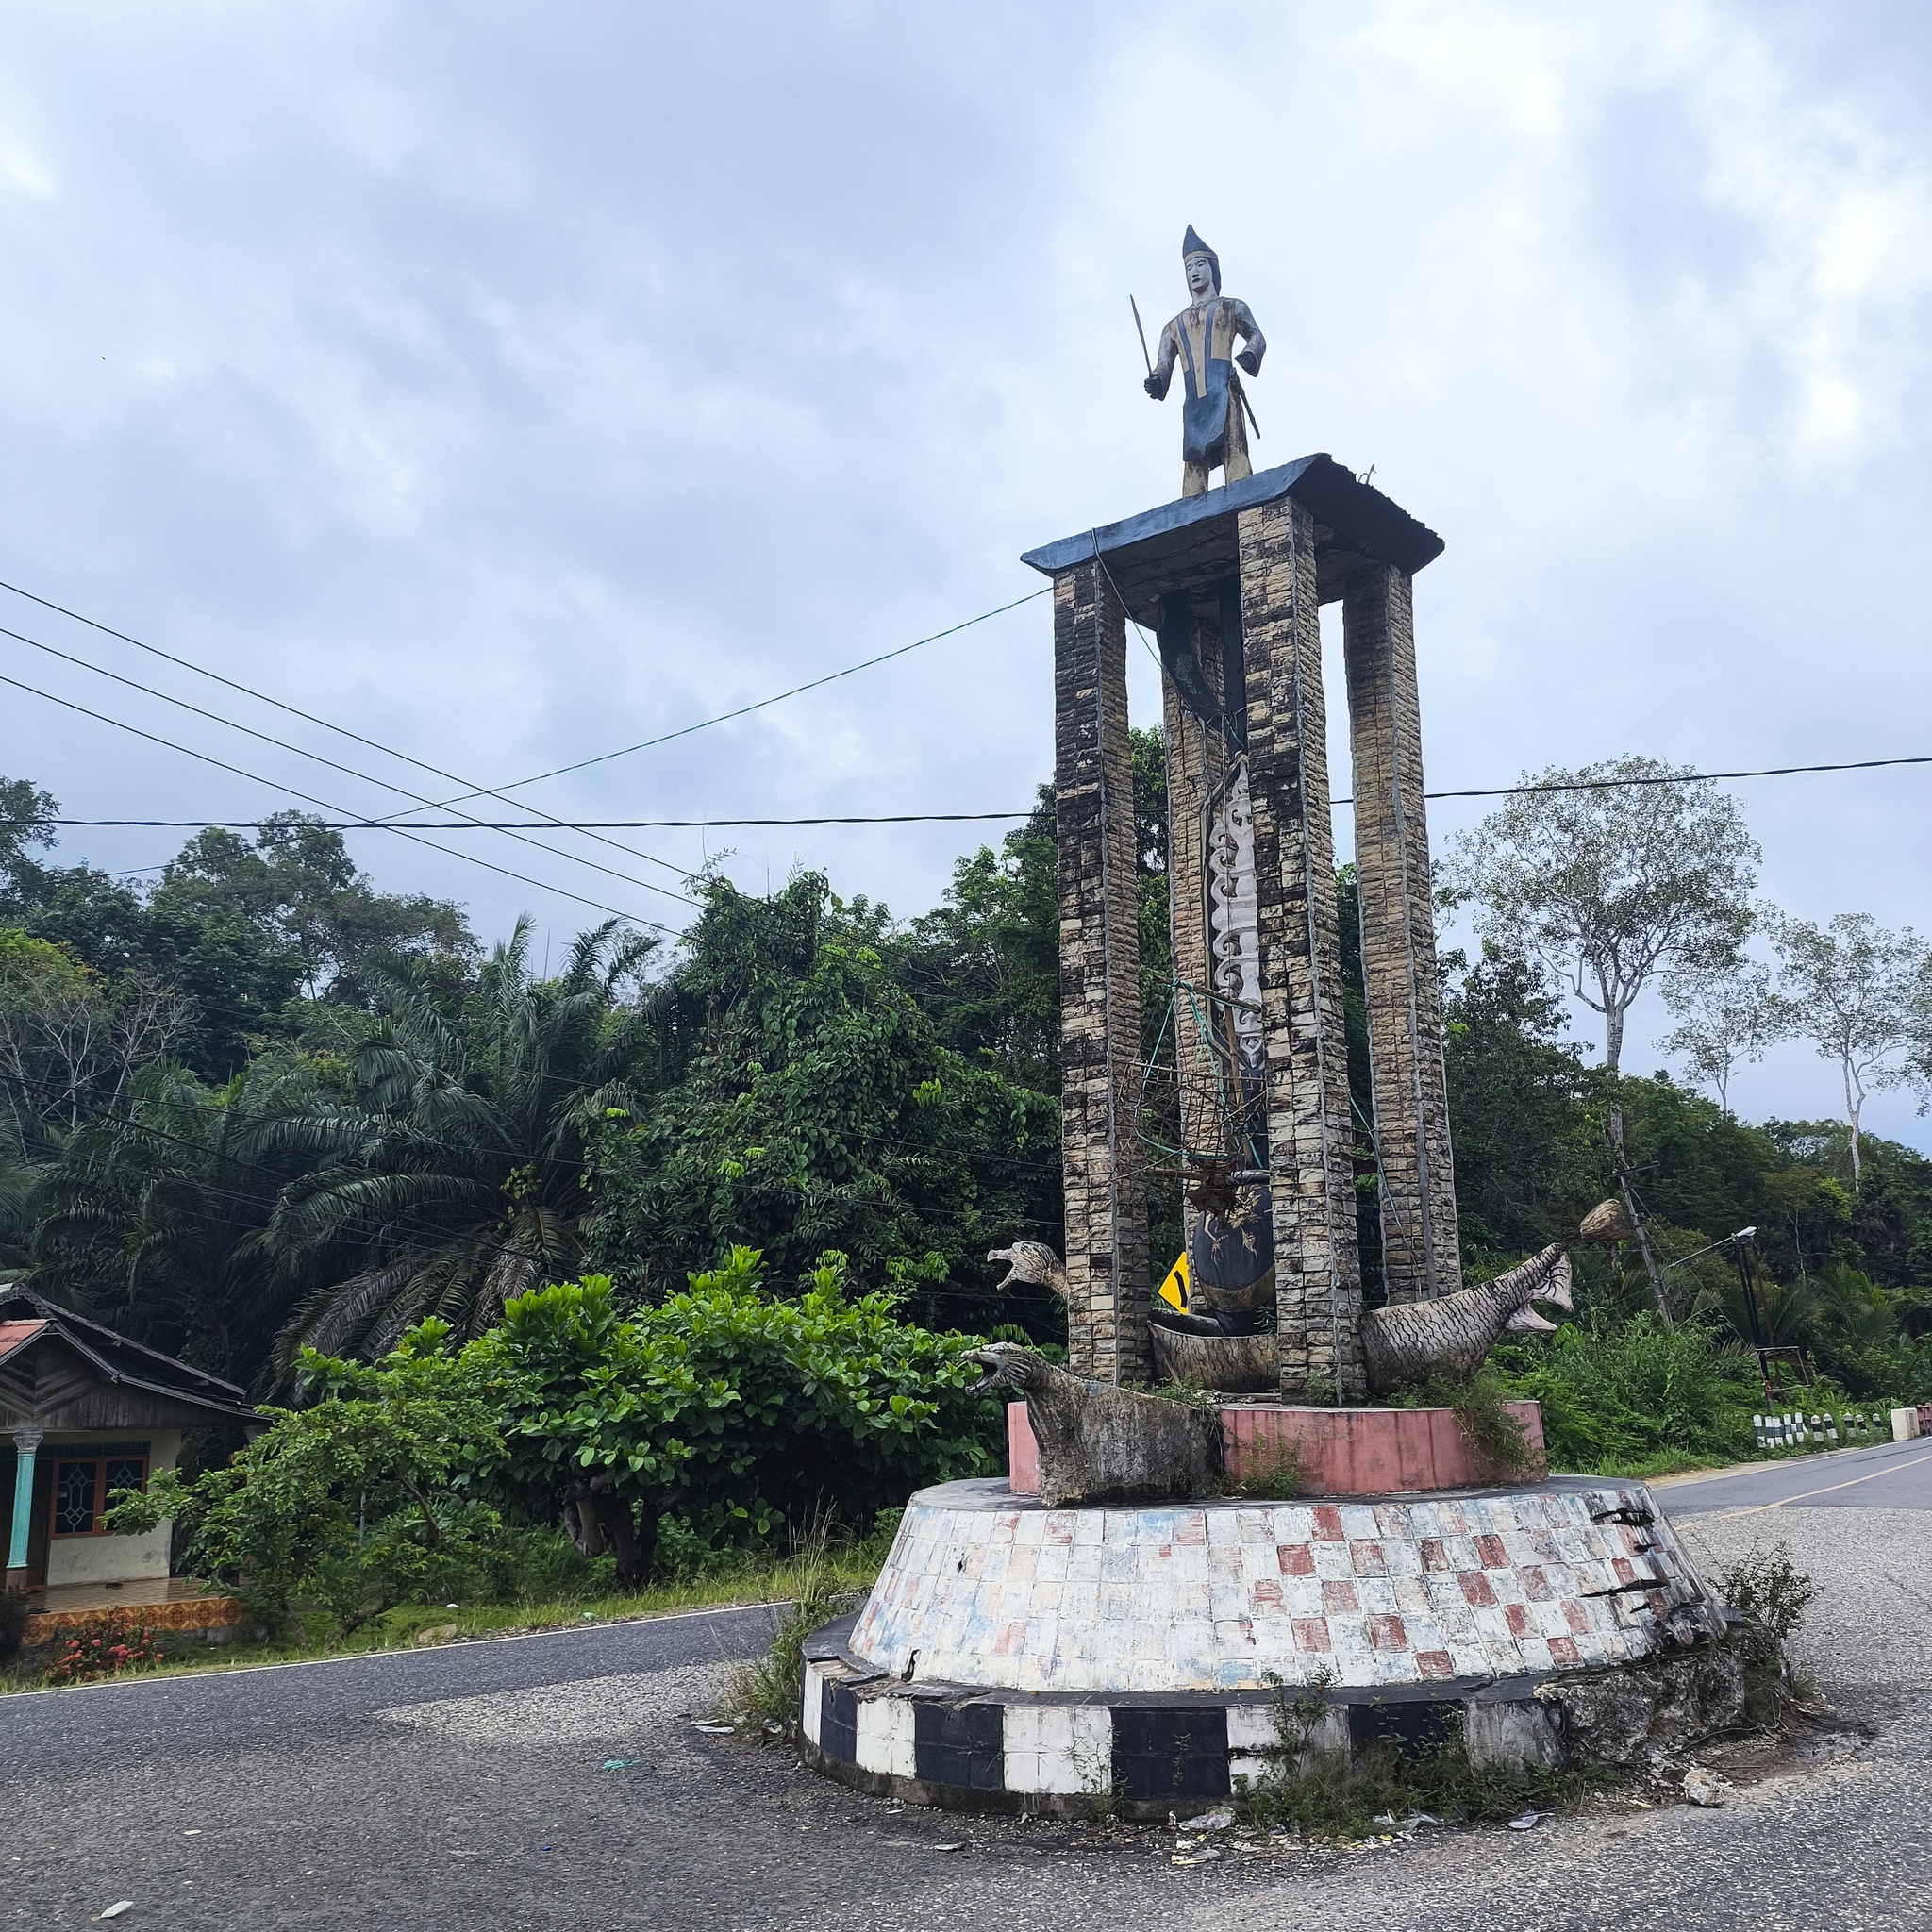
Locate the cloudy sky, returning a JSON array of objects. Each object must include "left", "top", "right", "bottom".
[{"left": 3, "top": 2, "right": 1930, "bottom": 1141}]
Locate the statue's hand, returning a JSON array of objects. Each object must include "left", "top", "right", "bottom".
[
  {"left": 1143, "top": 372, "right": 1167, "bottom": 399},
  {"left": 1235, "top": 347, "right": 1261, "bottom": 378}
]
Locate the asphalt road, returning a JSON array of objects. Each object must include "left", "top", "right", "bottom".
[
  {"left": 1657, "top": 1435, "right": 1932, "bottom": 1518},
  {"left": 4, "top": 1461, "right": 1929, "bottom": 1932}
]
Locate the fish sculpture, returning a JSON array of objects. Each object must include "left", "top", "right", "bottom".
[{"left": 1359, "top": 1245, "right": 1574, "bottom": 1395}]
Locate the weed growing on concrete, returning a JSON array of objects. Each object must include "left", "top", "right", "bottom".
[
  {"left": 1238, "top": 1733, "right": 1607, "bottom": 1838},
  {"left": 1222, "top": 1440, "right": 1303, "bottom": 1500},
  {"left": 1145, "top": 1381, "right": 1222, "bottom": 1412},
  {"left": 1236, "top": 1689, "right": 1609, "bottom": 1838},
  {"left": 721, "top": 1514, "right": 881, "bottom": 1736},
  {"left": 1391, "top": 1368, "right": 1541, "bottom": 1481},
  {"left": 1719, "top": 1541, "right": 1815, "bottom": 1641},
  {"left": 1071, "top": 1734, "right": 1119, "bottom": 1822}
]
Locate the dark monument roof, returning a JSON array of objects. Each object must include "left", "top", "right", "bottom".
[
  {"left": 1020, "top": 454, "right": 1443, "bottom": 624},
  {"left": 0, "top": 1285, "right": 258, "bottom": 1426}
]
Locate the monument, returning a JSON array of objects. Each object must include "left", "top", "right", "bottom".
[{"left": 798, "top": 233, "right": 1783, "bottom": 1816}]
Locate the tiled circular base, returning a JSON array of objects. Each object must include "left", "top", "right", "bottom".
[
  {"left": 803, "top": 1475, "right": 1730, "bottom": 1813},
  {"left": 803, "top": 1615, "right": 1577, "bottom": 1817},
  {"left": 851, "top": 1477, "right": 1721, "bottom": 1695}
]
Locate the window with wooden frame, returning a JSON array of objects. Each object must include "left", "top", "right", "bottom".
[{"left": 47, "top": 1444, "right": 150, "bottom": 1538}]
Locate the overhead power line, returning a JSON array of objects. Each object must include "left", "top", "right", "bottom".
[
  {"left": 43, "top": 812, "right": 1041, "bottom": 828},
  {"left": 1374, "top": 754, "right": 1932, "bottom": 804},
  {"left": 0, "top": 620, "right": 693, "bottom": 909},
  {"left": 374, "top": 587, "right": 1054, "bottom": 818},
  {"left": 0, "top": 576, "right": 696, "bottom": 890},
  {"left": 0, "top": 670, "right": 675, "bottom": 932},
  {"left": 37, "top": 753, "right": 1932, "bottom": 834}
]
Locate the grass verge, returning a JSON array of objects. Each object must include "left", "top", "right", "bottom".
[{"left": 0, "top": 1541, "right": 888, "bottom": 1695}]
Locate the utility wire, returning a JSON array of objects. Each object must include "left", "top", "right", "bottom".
[
  {"left": 0, "top": 621, "right": 694, "bottom": 908},
  {"left": 1330, "top": 754, "right": 1932, "bottom": 808},
  {"left": 374, "top": 587, "right": 1054, "bottom": 816},
  {"left": 42, "top": 813, "right": 1039, "bottom": 828},
  {"left": 0, "top": 577, "right": 696, "bottom": 887},
  {"left": 40, "top": 754, "right": 1932, "bottom": 834},
  {"left": 0, "top": 670, "right": 675, "bottom": 932}
]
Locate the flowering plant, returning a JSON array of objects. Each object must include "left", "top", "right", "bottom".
[{"left": 43, "top": 1609, "right": 164, "bottom": 1684}]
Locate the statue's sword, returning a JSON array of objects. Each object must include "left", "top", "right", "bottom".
[
  {"left": 1235, "top": 376, "right": 1260, "bottom": 441},
  {"left": 1130, "top": 295, "right": 1154, "bottom": 377}
]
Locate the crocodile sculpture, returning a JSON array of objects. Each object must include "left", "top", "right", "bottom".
[{"left": 965, "top": 1342, "right": 1223, "bottom": 1507}]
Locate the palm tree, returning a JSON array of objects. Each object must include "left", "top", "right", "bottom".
[
  {"left": 267, "top": 919, "right": 657, "bottom": 1365},
  {"left": 27, "top": 1059, "right": 319, "bottom": 1381}
]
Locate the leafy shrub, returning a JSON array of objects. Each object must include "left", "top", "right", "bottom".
[
  {"left": 1390, "top": 1368, "right": 1541, "bottom": 1481},
  {"left": 108, "top": 1318, "right": 507, "bottom": 1637},
  {"left": 108, "top": 1248, "right": 994, "bottom": 1625},
  {"left": 1491, "top": 1315, "right": 1759, "bottom": 1471},
  {"left": 1720, "top": 1541, "right": 1815, "bottom": 1639},
  {"left": 44, "top": 1609, "right": 163, "bottom": 1683},
  {"left": 480, "top": 1251, "right": 993, "bottom": 1580}
]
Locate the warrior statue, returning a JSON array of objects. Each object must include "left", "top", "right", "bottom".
[{"left": 1142, "top": 226, "right": 1268, "bottom": 498}]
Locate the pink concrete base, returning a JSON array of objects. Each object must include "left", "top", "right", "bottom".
[{"left": 1007, "top": 1398, "right": 1545, "bottom": 1498}]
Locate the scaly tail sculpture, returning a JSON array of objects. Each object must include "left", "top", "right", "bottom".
[{"left": 1358, "top": 1246, "right": 1574, "bottom": 1395}]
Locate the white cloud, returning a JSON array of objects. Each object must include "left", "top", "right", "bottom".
[{"left": 1, "top": 0, "right": 1930, "bottom": 1136}]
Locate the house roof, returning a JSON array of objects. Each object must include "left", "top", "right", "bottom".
[
  {"left": 0, "top": 1288, "right": 258, "bottom": 1428},
  {"left": 0, "top": 1319, "right": 48, "bottom": 1367}
]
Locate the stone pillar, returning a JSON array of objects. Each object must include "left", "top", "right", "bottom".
[
  {"left": 1237, "top": 498, "right": 1366, "bottom": 1402},
  {"left": 1053, "top": 558, "right": 1150, "bottom": 1384},
  {"left": 1344, "top": 563, "right": 1460, "bottom": 1304},
  {"left": 1159, "top": 606, "right": 1229, "bottom": 1169},
  {"left": 6, "top": 1427, "right": 42, "bottom": 1582}
]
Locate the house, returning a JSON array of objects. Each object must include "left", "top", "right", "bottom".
[{"left": 1, "top": 1286, "right": 258, "bottom": 1639}]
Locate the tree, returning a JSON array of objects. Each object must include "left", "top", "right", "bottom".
[
  {"left": 28, "top": 1058, "right": 328, "bottom": 1382},
  {"left": 1443, "top": 758, "right": 1758, "bottom": 1074},
  {"left": 1444, "top": 758, "right": 1759, "bottom": 1320},
  {"left": 1661, "top": 958, "right": 1781, "bottom": 1114},
  {"left": 0, "top": 931, "right": 188, "bottom": 1141},
  {"left": 266, "top": 918, "right": 658, "bottom": 1365},
  {"left": 0, "top": 776, "right": 57, "bottom": 879},
  {"left": 1441, "top": 947, "right": 1599, "bottom": 1268},
  {"left": 585, "top": 874, "right": 1061, "bottom": 1334},
  {"left": 1771, "top": 912, "right": 1930, "bottom": 1191},
  {"left": 152, "top": 814, "right": 475, "bottom": 1003}
]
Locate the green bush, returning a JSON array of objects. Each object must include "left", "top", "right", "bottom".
[
  {"left": 1491, "top": 1315, "right": 1760, "bottom": 1472},
  {"left": 479, "top": 1250, "right": 993, "bottom": 1577},
  {"left": 110, "top": 1248, "right": 994, "bottom": 1624},
  {"left": 108, "top": 1319, "right": 508, "bottom": 1637}
]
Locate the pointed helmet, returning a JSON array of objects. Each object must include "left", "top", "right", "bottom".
[{"left": 1182, "top": 225, "right": 1221, "bottom": 292}]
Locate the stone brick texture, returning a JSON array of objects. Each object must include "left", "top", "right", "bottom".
[
  {"left": 1343, "top": 563, "right": 1460, "bottom": 1304},
  {"left": 1159, "top": 637, "right": 1225, "bottom": 1169},
  {"left": 1236, "top": 498, "right": 1366, "bottom": 1400},
  {"left": 1052, "top": 560, "right": 1151, "bottom": 1384}
]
